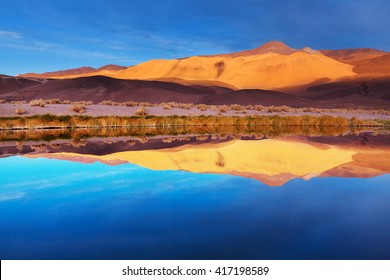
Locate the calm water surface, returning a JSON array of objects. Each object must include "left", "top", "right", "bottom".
[{"left": 0, "top": 131, "right": 389, "bottom": 259}]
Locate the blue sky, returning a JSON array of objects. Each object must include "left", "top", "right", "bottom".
[{"left": 1, "top": 0, "right": 389, "bottom": 75}]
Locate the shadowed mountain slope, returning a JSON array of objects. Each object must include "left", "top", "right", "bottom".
[
  {"left": 320, "top": 48, "right": 386, "bottom": 65},
  {"left": 21, "top": 64, "right": 127, "bottom": 79}
]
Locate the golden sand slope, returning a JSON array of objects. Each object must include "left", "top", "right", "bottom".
[
  {"left": 29, "top": 139, "right": 357, "bottom": 185},
  {"left": 48, "top": 52, "right": 355, "bottom": 90}
]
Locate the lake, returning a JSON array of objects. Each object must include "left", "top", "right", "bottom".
[{"left": 0, "top": 128, "right": 389, "bottom": 259}]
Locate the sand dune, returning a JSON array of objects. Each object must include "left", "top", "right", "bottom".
[
  {"left": 19, "top": 42, "right": 356, "bottom": 90},
  {"left": 105, "top": 51, "right": 355, "bottom": 90}
]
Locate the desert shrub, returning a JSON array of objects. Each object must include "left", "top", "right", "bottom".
[
  {"left": 70, "top": 104, "right": 86, "bottom": 113},
  {"left": 254, "top": 105, "right": 263, "bottom": 111},
  {"left": 11, "top": 101, "right": 26, "bottom": 105},
  {"left": 29, "top": 99, "right": 46, "bottom": 107},
  {"left": 231, "top": 104, "right": 243, "bottom": 111},
  {"left": 266, "top": 106, "right": 290, "bottom": 113},
  {"left": 162, "top": 104, "right": 172, "bottom": 110},
  {"left": 197, "top": 104, "right": 208, "bottom": 111},
  {"left": 219, "top": 105, "right": 230, "bottom": 113},
  {"left": 0, "top": 99, "right": 6, "bottom": 104},
  {"left": 15, "top": 108, "right": 25, "bottom": 115},
  {"left": 139, "top": 102, "right": 152, "bottom": 107},
  {"left": 47, "top": 99, "right": 62, "bottom": 104},
  {"left": 302, "top": 107, "right": 321, "bottom": 113},
  {"left": 72, "top": 101, "right": 93, "bottom": 106},
  {"left": 63, "top": 100, "right": 71, "bottom": 104},
  {"left": 124, "top": 101, "right": 138, "bottom": 107},
  {"left": 99, "top": 100, "right": 114, "bottom": 106},
  {"left": 177, "top": 103, "right": 193, "bottom": 110},
  {"left": 135, "top": 107, "right": 148, "bottom": 116},
  {"left": 166, "top": 102, "right": 177, "bottom": 108}
]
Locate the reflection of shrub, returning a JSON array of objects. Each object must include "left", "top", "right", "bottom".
[
  {"left": 128, "top": 140, "right": 136, "bottom": 146},
  {"left": 29, "top": 99, "right": 46, "bottom": 107},
  {"left": 15, "top": 108, "right": 25, "bottom": 115},
  {"left": 75, "top": 101, "right": 93, "bottom": 106},
  {"left": 135, "top": 107, "right": 148, "bottom": 116},
  {"left": 162, "top": 137, "right": 174, "bottom": 143},
  {"left": 137, "top": 136, "right": 148, "bottom": 143},
  {"left": 70, "top": 104, "right": 86, "bottom": 113}
]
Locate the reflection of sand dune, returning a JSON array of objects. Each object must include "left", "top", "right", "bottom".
[{"left": 28, "top": 139, "right": 388, "bottom": 186}]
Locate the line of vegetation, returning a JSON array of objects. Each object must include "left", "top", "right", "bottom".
[
  {"left": 2, "top": 99, "right": 389, "bottom": 115},
  {"left": 0, "top": 114, "right": 388, "bottom": 131}
]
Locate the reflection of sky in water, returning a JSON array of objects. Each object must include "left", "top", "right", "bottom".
[{"left": 0, "top": 156, "right": 389, "bottom": 260}]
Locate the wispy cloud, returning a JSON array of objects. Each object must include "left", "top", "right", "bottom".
[
  {"left": 0, "top": 36, "right": 133, "bottom": 64},
  {"left": 0, "top": 192, "right": 26, "bottom": 202},
  {"left": 0, "top": 29, "right": 23, "bottom": 39}
]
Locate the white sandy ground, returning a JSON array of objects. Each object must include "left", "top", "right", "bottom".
[{"left": 0, "top": 103, "right": 389, "bottom": 120}]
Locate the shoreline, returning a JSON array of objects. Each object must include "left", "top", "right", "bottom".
[{"left": 0, "top": 114, "right": 388, "bottom": 131}]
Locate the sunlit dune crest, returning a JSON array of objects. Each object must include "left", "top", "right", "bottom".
[{"left": 28, "top": 140, "right": 360, "bottom": 186}]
